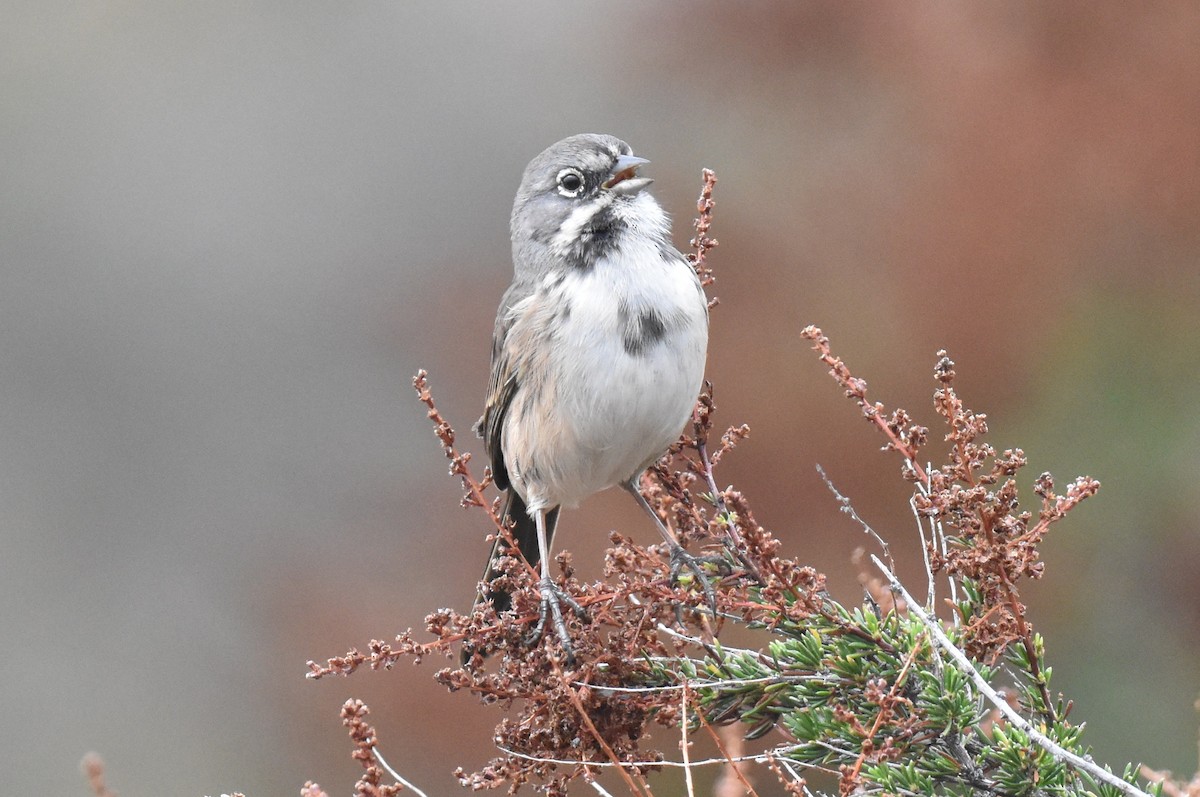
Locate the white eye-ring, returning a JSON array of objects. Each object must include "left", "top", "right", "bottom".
[{"left": 556, "top": 168, "right": 586, "bottom": 197}]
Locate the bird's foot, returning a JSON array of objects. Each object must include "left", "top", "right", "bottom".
[
  {"left": 668, "top": 545, "right": 731, "bottom": 616},
  {"left": 525, "top": 577, "right": 587, "bottom": 663}
]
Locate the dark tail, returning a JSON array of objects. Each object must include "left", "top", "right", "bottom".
[{"left": 477, "top": 492, "right": 559, "bottom": 613}]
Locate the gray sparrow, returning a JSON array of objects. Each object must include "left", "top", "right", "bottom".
[{"left": 474, "top": 133, "right": 711, "bottom": 659}]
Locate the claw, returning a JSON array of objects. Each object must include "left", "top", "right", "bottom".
[
  {"left": 525, "top": 576, "right": 587, "bottom": 663},
  {"left": 668, "top": 546, "right": 730, "bottom": 615}
]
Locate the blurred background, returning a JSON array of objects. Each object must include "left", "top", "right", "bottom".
[{"left": 3, "top": 2, "right": 1198, "bottom": 794}]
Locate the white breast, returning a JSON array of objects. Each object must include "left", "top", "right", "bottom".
[{"left": 508, "top": 228, "right": 709, "bottom": 510}]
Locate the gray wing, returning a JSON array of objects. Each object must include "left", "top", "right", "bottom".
[{"left": 475, "top": 281, "right": 530, "bottom": 492}]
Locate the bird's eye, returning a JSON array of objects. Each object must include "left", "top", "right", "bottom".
[{"left": 556, "top": 168, "right": 585, "bottom": 197}]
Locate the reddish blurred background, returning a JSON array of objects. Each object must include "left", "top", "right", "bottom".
[{"left": 2, "top": 3, "right": 1197, "bottom": 794}]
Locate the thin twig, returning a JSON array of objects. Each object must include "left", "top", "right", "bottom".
[
  {"left": 801, "top": 327, "right": 930, "bottom": 486},
  {"left": 925, "top": 473, "right": 959, "bottom": 610},
  {"left": 695, "top": 434, "right": 765, "bottom": 584},
  {"left": 585, "top": 774, "right": 618, "bottom": 797},
  {"left": 869, "top": 554, "right": 1151, "bottom": 797},
  {"left": 695, "top": 695, "right": 761, "bottom": 797},
  {"left": 580, "top": 673, "right": 824, "bottom": 695},
  {"left": 688, "top": 168, "right": 719, "bottom": 295},
  {"left": 696, "top": 439, "right": 742, "bottom": 547},
  {"left": 776, "top": 756, "right": 831, "bottom": 797},
  {"left": 910, "top": 493, "right": 937, "bottom": 611},
  {"left": 843, "top": 643, "right": 920, "bottom": 790},
  {"left": 681, "top": 681, "right": 696, "bottom": 797},
  {"left": 816, "top": 464, "right": 893, "bottom": 571},
  {"left": 413, "top": 370, "right": 504, "bottom": 532},
  {"left": 554, "top": 659, "right": 652, "bottom": 797},
  {"left": 655, "top": 624, "right": 759, "bottom": 657},
  {"left": 496, "top": 746, "right": 842, "bottom": 776},
  {"left": 372, "top": 748, "right": 431, "bottom": 797}
]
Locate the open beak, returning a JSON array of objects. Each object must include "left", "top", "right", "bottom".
[{"left": 603, "top": 154, "right": 653, "bottom": 195}]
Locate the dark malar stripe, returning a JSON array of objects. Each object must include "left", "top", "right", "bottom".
[{"left": 558, "top": 211, "right": 626, "bottom": 273}]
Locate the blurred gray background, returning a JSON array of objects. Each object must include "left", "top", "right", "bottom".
[{"left": 3, "top": 3, "right": 1198, "bottom": 795}]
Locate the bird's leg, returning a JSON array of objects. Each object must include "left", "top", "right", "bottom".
[
  {"left": 623, "top": 479, "right": 728, "bottom": 614},
  {"left": 524, "top": 506, "right": 585, "bottom": 661}
]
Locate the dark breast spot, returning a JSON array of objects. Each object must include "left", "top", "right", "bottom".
[{"left": 621, "top": 305, "right": 668, "bottom": 356}]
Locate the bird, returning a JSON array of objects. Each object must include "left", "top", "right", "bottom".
[{"left": 471, "top": 133, "right": 712, "bottom": 660}]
